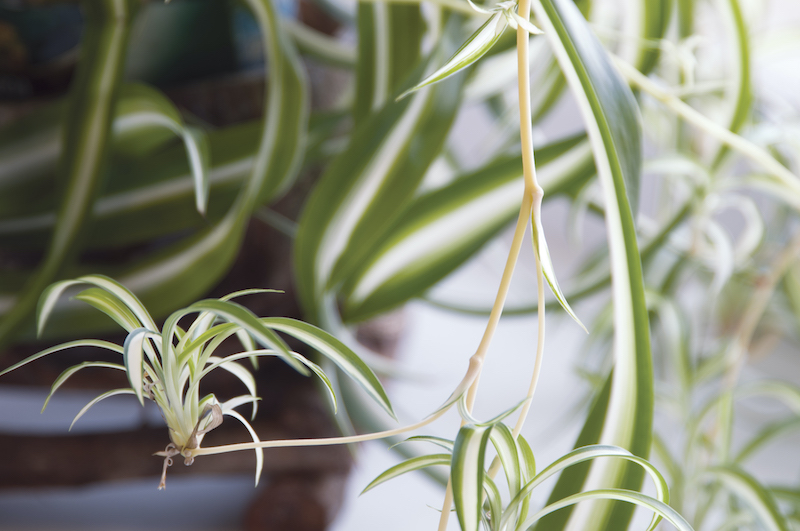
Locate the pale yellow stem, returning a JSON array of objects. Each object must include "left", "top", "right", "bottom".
[
  {"left": 437, "top": 483, "right": 455, "bottom": 531},
  {"left": 487, "top": 0, "right": 549, "bottom": 482},
  {"left": 192, "top": 403, "right": 453, "bottom": 457},
  {"left": 511, "top": 0, "right": 547, "bottom": 441}
]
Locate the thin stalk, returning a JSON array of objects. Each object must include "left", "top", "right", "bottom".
[
  {"left": 438, "top": 0, "right": 548, "bottom": 525},
  {"left": 509, "top": 0, "right": 546, "bottom": 442},
  {"left": 613, "top": 55, "right": 800, "bottom": 194},
  {"left": 487, "top": 0, "right": 548, "bottom": 482},
  {"left": 190, "top": 403, "right": 454, "bottom": 457}
]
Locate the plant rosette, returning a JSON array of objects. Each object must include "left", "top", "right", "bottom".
[{"left": 0, "top": 274, "right": 393, "bottom": 489}]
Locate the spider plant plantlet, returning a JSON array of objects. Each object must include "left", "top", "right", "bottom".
[{"left": 0, "top": 274, "right": 394, "bottom": 489}]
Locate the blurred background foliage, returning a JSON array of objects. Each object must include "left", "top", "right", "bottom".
[{"left": 1, "top": 0, "right": 800, "bottom": 529}]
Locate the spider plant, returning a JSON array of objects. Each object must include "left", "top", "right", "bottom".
[
  {"left": 2, "top": 0, "right": 800, "bottom": 527},
  {"left": 0, "top": 274, "right": 393, "bottom": 489}
]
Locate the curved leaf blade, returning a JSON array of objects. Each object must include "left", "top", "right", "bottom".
[
  {"left": 520, "top": 489, "right": 692, "bottom": 531},
  {"left": 262, "top": 317, "right": 393, "bottom": 418},
  {"left": 339, "top": 136, "right": 594, "bottom": 322},
  {"left": 0, "top": 339, "right": 123, "bottom": 379},
  {"left": 530, "top": 1, "right": 652, "bottom": 529},
  {"left": 43, "top": 361, "right": 126, "bottom": 412},
  {"left": 362, "top": 453, "right": 452, "bottom": 494},
  {"left": 708, "top": 466, "right": 790, "bottom": 531},
  {"left": 70, "top": 388, "right": 136, "bottom": 430},
  {"left": 397, "top": 13, "right": 507, "bottom": 100}
]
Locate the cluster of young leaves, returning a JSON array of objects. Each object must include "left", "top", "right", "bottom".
[
  {"left": 364, "top": 397, "right": 691, "bottom": 531},
  {"left": 0, "top": 275, "right": 393, "bottom": 489}
]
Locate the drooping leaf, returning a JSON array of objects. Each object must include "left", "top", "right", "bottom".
[
  {"left": 0, "top": 0, "right": 135, "bottom": 353},
  {"left": 530, "top": 1, "right": 651, "bottom": 529},
  {"left": 262, "top": 317, "right": 393, "bottom": 417},
  {"left": 362, "top": 453, "right": 452, "bottom": 494},
  {"left": 396, "top": 13, "right": 507, "bottom": 101},
  {"left": 111, "top": 83, "right": 212, "bottom": 214},
  {"left": 70, "top": 388, "right": 136, "bottom": 430},
  {"left": 295, "top": 26, "right": 467, "bottom": 322},
  {"left": 223, "top": 409, "right": 265, "bottom": 487},
  {"left": 519, "top": 489, "right": 692, "bottom": 531},
  {"left": 0, "top": 339, "right": 124, "bottom": 379},
  {"left": 508, "top": 444, "right": 670, "bottom": 531},
  {"left": 241, "top": 0, "right": 310, "bottom": 206},
  {"left": 43, "top": 361, "right": 126, "bottom": 412},
  {"left": 38, "top": 274, "right": 158, "bottom": 335},
  {"left": 73, "top": 287, "right": 144, "bottom": 333},
  {"left": 162, "top": 300, "right": 302, "bottom": 375}
]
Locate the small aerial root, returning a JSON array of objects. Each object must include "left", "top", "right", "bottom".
[{"left": 155, "top": 443, "right": 180, "bottom": 490}]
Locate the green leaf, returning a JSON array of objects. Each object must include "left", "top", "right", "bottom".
[
  {"left": 338, "top": 135, "right": 594, "bottom": 322},
  {"left": 516, "top": 434, "right": 536, "bottom": 529},
  {"left": 519, "top": 489, "right": 693, "bottom": 531},
  {"left": 111, "top": 83, "right": 212, "bottom": 215},
  {"left": 240, "top": 0, "right": 310, "bottom": 206},
  {"left": 295, "top": 39, "right": 466, "bottom": 321},
  {"left": 710, "top": 0, "right": 752, "bottom": 169},
  {"left": 37, "top": 274, "right": 158, "bottom": 336},
  {"left": 43, "top": 361, "right": 126, "bottom": 412},
  {"left": 708, "top": 465, "right": 790, "bottom": 531},
  {"left": 489, "top": 423, "right": 521, "bottom": 499},
  {"left": 353, "top": 4, "right": 426, "bottom": 122},
  {"left": 397, "top": 13, "right": 507, "bottom": 100},
  {"left": 70, "top": 388, "right": 136, "bottom": 430},
  {"left": 362, "top": 453, "right": 452, "bottom": 494},
  {"left": 181, "top": 126, "right": 211, "bottom": 215},
  {"left": 124, "top": 327, "right": 161, "bottom": 406},
  {"left": 482, "top": 474, "right": 503, "bottom": 531},
  {"left": 164, "top": 300, "right": 303, "bottom": 375},
  {"left": 0, "top": 0, "right": 134, "bottom": 352},
  {"left": 507, "top": 444, "right": 669, "bottom": 531},
  {"left": 531, "top": 203, "right": 586, "bottom": 330},
  {"left": 73, "top": 287, "right": 143, "bottom": 333},
  {"left": 262, "top": 317, "right": 393, "bottom": 418},
  {"left": 631, "top": 0, "right": 672, "bottom": 75},
  {"left": 0, "top": 339, "right": 123, "bottom": 379},
  {"left": 530, "top": 1, "right": 652, "bottom": 529},
  {"left": 183, "top": 289, "right": 282, "bottom": 349},
  {"left": 452, "top": 424, "right": 493, "bottom": 531},
  {"left": 223, "top": 409, "right": 265, "bottom": 487}
]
